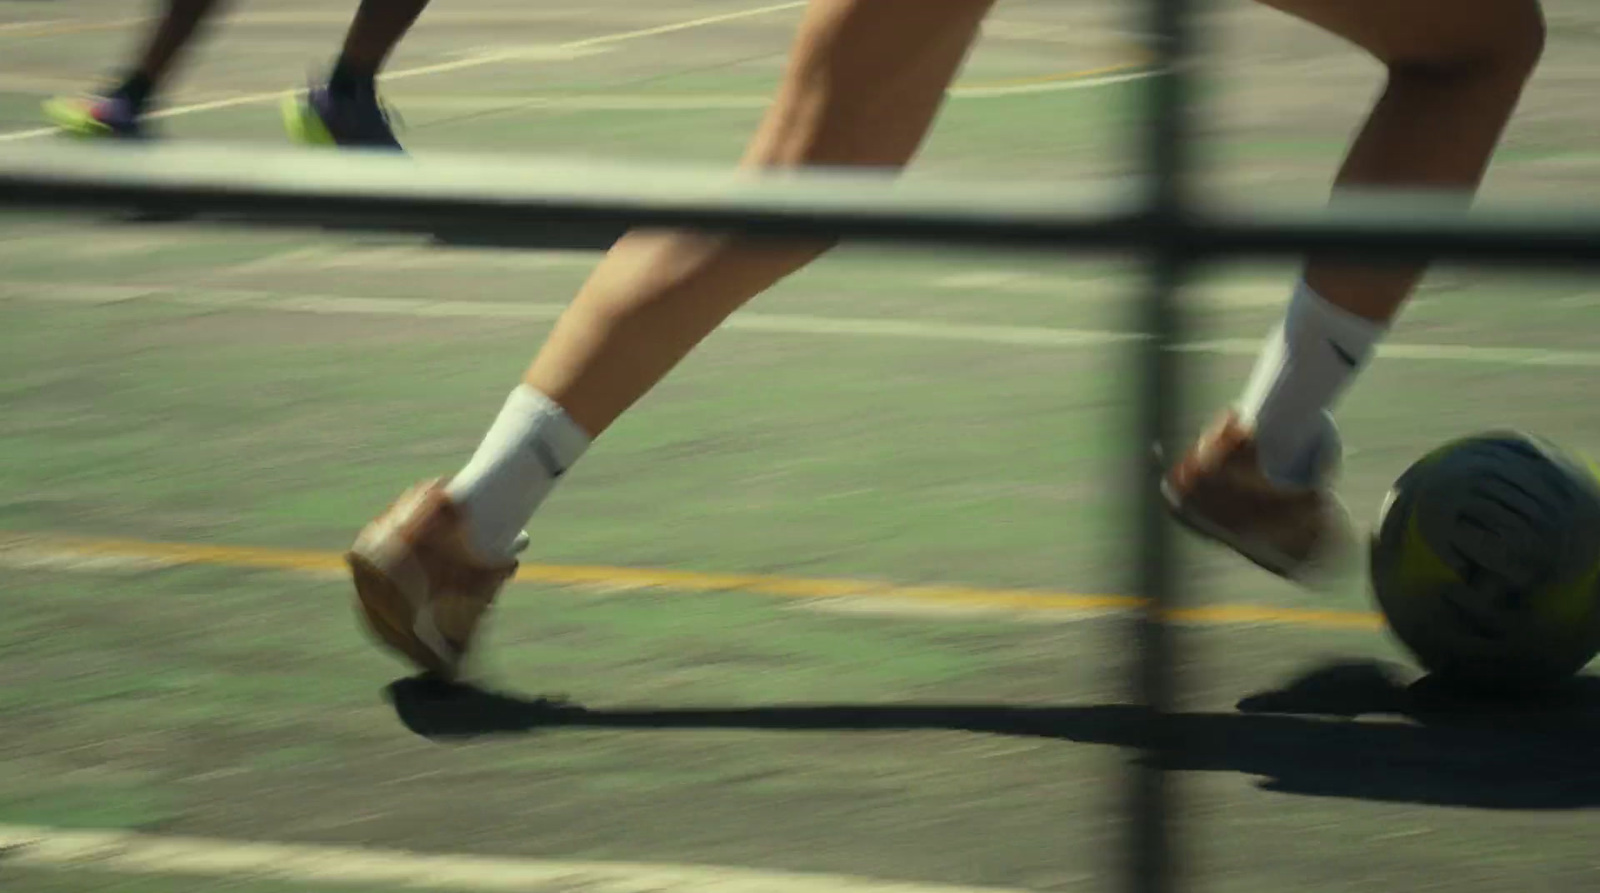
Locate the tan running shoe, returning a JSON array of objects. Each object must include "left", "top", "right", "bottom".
[
  {"left": 345, "top": 479, "right": 518, "bottom": 679},
  {"left": 1161, "top": 410, "right": 1354, "bottom": 582}
]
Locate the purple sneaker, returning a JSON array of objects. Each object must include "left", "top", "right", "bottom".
[{"left": 282, "top": 83, "right": 404, "bottom": 151}]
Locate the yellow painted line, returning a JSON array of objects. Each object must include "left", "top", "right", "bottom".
[
  {"left": 2, "top": 533, "right": 1384, "bottom": 631},
  {"left": 1169, "top": 603, "right": 1381, "bottom": 630}
]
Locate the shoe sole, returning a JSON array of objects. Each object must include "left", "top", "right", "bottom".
[
  {"left": 1160, "top": 477, "right": 1354, "bottom": 586},
  {"left": 281, "top": 95, "right": 336, "bottom": 147},
  {"left": 280, "top": 94, "right": 404, "bottom": 151},
  {"left": 1150, "top": 440, "right": 1351, "bottom": 584},
  {"left": 344, "top": 551, "right": 454, "bottom": 678},
  {"left": 42, "top": 99, "right": 117, "bottom": 138},
  {"left": 1161, "top": 479, "right": 1298, "bottom": 577}
]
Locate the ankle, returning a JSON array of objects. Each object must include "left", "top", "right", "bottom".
[
  {"left": 112, "top": 72, "right": 155, "bottom": 113},
  {"left": 327, "top": 58, "right": 377, "bottom": 97}
]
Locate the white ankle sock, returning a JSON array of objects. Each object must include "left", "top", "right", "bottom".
[
  {"left": 445, "top": 384, "right": 591, "bottom": 562},
  {"left": 1238, "top": 280, "right": 1384, "bottom": 486}
]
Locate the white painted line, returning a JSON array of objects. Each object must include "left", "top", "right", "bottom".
[
  {"left": 0, "top": 542, "right": 176, "bottom": 575},
  {"left": 431, "top": 45, "right": 614, "bottom": 64},
  {"left": 210, "top": 244, "right": 599, "bottom": 274},
  {"left": 0, "top": 124, "right": 61, "bottom": 143},
  {"left": 1179, "top": 337, "right": 1600, "bottom": 368},
  {"left": 1555, "top": 290, "right": 1600, "bottom": 308},
  {"left": 0, "top": 69, "right": 1153, "bottom": 146},
  {"left": 374, "top": 2, "right": 807, "bottom": 82},
  {"left": 0, "top": 19, "right": 74, "bottom": 33},
  {"left": 948, "top": 70, "right": 1151, "bottom": 99},
  {"left": 0, "top": 823, "right": 1029, "bottom": 893},
  {"left": 0, "top": 2, "right": 808, "bottom": 143},
  {"left": 395, "top": 93, "right": 772, "bottom": 113},
  {"left": 387, "top": 69, "right": 1154, "bottom": 113},
  {"left": 724, "top": 310, "right": 1138, "bottom": 348},
  {"left": 1, "top": 278, "right": 1596, "bottom": 368}
]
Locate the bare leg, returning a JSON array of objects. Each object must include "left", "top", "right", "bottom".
[
  {"left": 330, "top": 0, "right": 434, "bottom": 90},
  {"left": 130, "top": 0, "right": 229, "bottom": 89},
  {"left": 524, "top": 0, "right": 997, "bottom": 437},
  {"left": 43, "top": 0, "right": 228, "bottom": 134},
  {"left": 1261, "top": 0, "right": 1545, "bottom": 322},
  {"left": 345, "top": 0, "right": 1000, "bottom": 678},
  {"left": 282, "top": 0, "right": 432, "bottom": 148},
  {"left": 1164, "top": 0, "right": 1545, "bottom": 582}
]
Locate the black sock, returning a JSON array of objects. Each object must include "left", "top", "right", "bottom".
[
  {"left": 112, "top": 72, "right": 154, "bottom": 113},
  {"left": 327, "top": 58, "right": 376, "bottom": 98}
]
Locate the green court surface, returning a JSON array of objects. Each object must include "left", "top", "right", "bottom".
[
  {"left": 3, "top": 1, "right": 1600, "bottom": 892},
  {"left": 0, "top": 875, "right": 398, "bottom": 893}
]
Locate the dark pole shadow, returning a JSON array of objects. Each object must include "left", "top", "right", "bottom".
[{"left": 385, "top": 661, "right": 1600, "bottom": 811}]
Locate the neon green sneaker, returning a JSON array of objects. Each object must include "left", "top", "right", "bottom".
[
  {"left": 42, "top": 94, "right": 144, "bottom": 139},
  {"left": 282, "top": 81, "right": 403, "bottom": 151}
]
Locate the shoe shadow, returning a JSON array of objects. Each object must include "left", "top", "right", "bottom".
[{"left": 384, "top": 661, "right": 1600, "bottom": 810}]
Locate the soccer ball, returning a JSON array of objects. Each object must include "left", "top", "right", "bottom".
[{"left": 1369, "top": 431, "right": 1600, "bottom": 692}]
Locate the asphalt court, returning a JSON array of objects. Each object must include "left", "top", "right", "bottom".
[{"left": 3, "top": 2, "right": 1600, "bottom": 892}]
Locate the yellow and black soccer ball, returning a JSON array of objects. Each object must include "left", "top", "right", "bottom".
[{"left": 1370, "top": 431, "right": 1600, "bottom": 692}]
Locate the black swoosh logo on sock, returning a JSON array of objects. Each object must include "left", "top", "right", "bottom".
[
  {"left": 531, "top": 441, "right": 567, "bottom": 478},
  {"left": 1329, "top": 339, "right": 1359, "bottom": 367}
]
